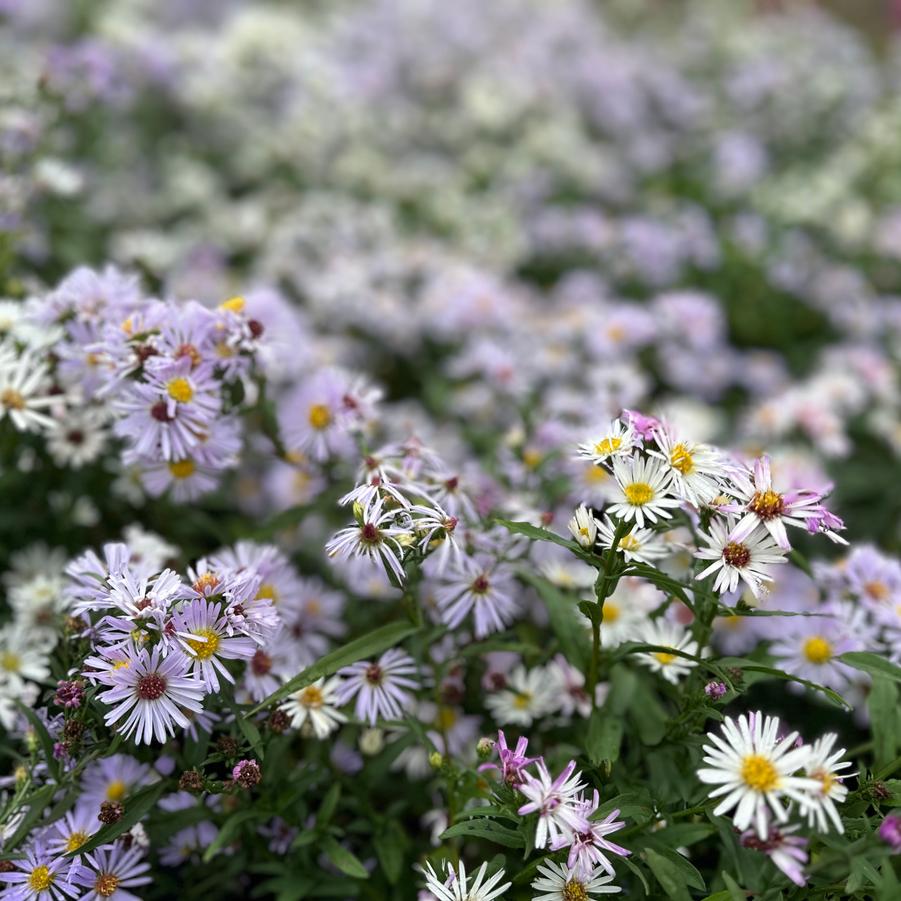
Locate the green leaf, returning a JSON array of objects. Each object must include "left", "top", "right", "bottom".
[
  {"left": 717, "top": 657, "right": 850, "bottom": 710},
  {"left": 624, "top": 562, "right": 696, "bottom": 612},
  {"left": 373, "top": 820, "right": 405, "bottom": 884},
  {"left": 317, "top": 783, "right": 341, "bottom": 827},
  {"left": 841, "top": 652, "right": 901, "bottom": 684},
  {"left": 4, "top": 784, "right": 57, "bottom": 851},
  {"left": 721, "top": 871, "right": 745, "bottom": 901},
  {"left": 519, "top": 572, "right": 591, "bottom": 670},
  {"left": 202, "top": 809, "right": 259, "bottom": 862},
  {"left": 585, "top": 709, "right": 623, "bottom": 765},
  {"left": 229, "top": 699, "right": 265, "bottom": 760},
  {"left": 494, "top": 518, "right": 594, "bottom": 562},
  {"left": 249, "top": 620, "right": 421, "bottom": 714},
  {"left": 440, "top": 818, "right": 525, "bottom": 848},
  {"left": 16, "top": 702, "right": 60, "bottom": 781},
  {"left": 321, "top": 836, "right": 369, "bottom": 879},
  {"left": 71, "top": 782, "right": 166, "bottom": 855},
  {"left": 644, "top": 848, "right": 693, "bottom": 901},
  {"left": 621, "top": 856, "right": 650, "bottom": 894},
  {"left": 869, "top": 676, "right": 899, "bottom": 769}
]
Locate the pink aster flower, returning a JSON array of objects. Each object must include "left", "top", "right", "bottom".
[
  {"left": 518, "top": 759, "right": 589, "bottom": 850},
  {"left": 740, "top": 819, "right": 808, "bottom": 886},
  {"left": 477, "top": 730, "right": 537, "bottom": 788},
  {"left": 556, "top": 791, "right": 630, "bottom": 878},
  {"left": 95, "top": 644, "right": 205, "bottom": 745}
]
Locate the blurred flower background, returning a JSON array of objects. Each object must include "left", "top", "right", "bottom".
[{"left": 2, "top": 0, "right": 901, "bottom": 898}]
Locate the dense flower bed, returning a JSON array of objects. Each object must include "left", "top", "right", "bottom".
[{"left": 1, "top": 1, "right": 901, "bottom": 899}]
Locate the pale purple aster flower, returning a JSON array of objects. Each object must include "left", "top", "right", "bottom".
[
  {"left": 259, "top": 816, "right": 299, "bottom": 855},
  {"left": 436, "top": 554, "right": 518, "bottom": 636},
  {"left": 159, "top": 822, "right": 219, "bottom": 867},
  {"left": 274, "top": 577, "right": 346, "bottom": 668},
  {"left": 0, "top": 840, "right": 81, "bottom": 900},
  {"left": 181, "top": 706, "right": 221, "bottom": 742},
  {"left": 71, "top": 845, "right": 151, "bottom": 900},
  {"left": 722, "top": 455, "right": 835, "bottom": 550},
  {"left": 96, "top": 644, "right": 205, "bottom": 745},
  {"left": 477, "top": 730, "right": 537, "bottom": 788},
  {"left": 556, "top": 791, "right": 630, "bottom": 877},
  {"left": 843, "top": 546, "right": 901, "bottom": 609},
  {"left": 740, "top": 819, "right": 808, "bottom": 887},
  {"left": 80, "top": 754, "right": 152, "bottom": 807},
  {"left": 336, "top": 648, "right": 419, "bottom": 725},
  {"left": 171, "top": 598, "right": 257, "bottom": 691},
  {"left": 518, "top": 759, "right": 590, "bottom": 850},
  {"left": 137, "top": 454, "right": 220, "bottom": 501},
  {"left": 326, "top": 496, "right": 410, "bottom": 584},
  {"left": 46, "top": 803, "right": 99, "bottom": 859},
  {"left": 220, "top": 572, "right": 280, "bottom": 644}
]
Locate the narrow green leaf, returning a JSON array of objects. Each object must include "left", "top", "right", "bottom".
[
  {"left": 645, "top": 848, "right": 692, "bottom": 901},
  {"left": 16, "top": 702, "right": 60, "bottom": 781},
  {"left": 869, "top": 676, "right": 899, "bottom": 769},
  {"left": 585, "top": 710, "right": 624, "bottom": 765},
  {"left": 494, "top": 518, "right": 594, "bottom": 562},
  {"left": 373, "top": 820, "right": 405, "bottom": 884},
  {"left": 717, "top": 657, "right": 850, "bottom": 710},
  {"left": 440, "top": 819, "right": 525, "bottom": 848},
  {"left": 841, "top": 652, "right": 901, "bottom": 684},
  {"left": 317, "top": 783, "right": 341, "bottom": 827},
  {"left": 202, "top": 809, "right": 259, "bottom": 862},
  {"left": 321, "top": 836, "right": 369, "bottom": 879},
  {"left": 721, "top": 871, "right": 745, "bottom": 901},
  {"left": 249, "top": 620, "right": 421, "bottom": 714},
  {"left": 519, "top": 572, "right": 591, "bottom": 669}
]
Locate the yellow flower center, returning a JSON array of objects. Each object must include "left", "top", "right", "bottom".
[
  {"left": 602, "top": 602, "right": 620, "bottom": 623},
  {"left": 653, "top": 651, "right": 676, "bottom": 665},
  {"left": 513, "top": 691, "right": 533, "bottom": 710},
  {"left": 435, "top": 706, "right": 458, "bottom": 731},
  {"left": 624, "top": 482, "right": 654, "bottom": 505},
  {"left": 741, "top": 754, "right": 780, "bottom": 792},
  {"left": 256, "top": 582, "right": 279, "bottom": 603},
  {"left": 166, "top": 377, "right": 194, "bottom": 403},
  {"left": 563, "top": 880, "right": 589, "bottom": 901},
  {"left": 619, "top": 534, "right": 640, "bottom": 552},
  {"left": 308, "top": 403, "right": 332, "bottom": 430},
  {"left": 113, "top": 659, "right": 130, "bottom": 670},
  {"left": 748, "top": 489, "right": 784, "bottom": 520},
  {"left": 812, "top": 769, "right": 836, "bottom": 795},
  {"left": 106, "top": 779, "right": 127, "bottom": 801},
  {"left": 1, "top": 651, "right": 21, "bottom": 672},
  {"left": 864, "top": 580, "right": 889, "bottom": 602},
  {"left": 1, "top": 388, "right": 25, "bottom": 410},
  {"left": 28, "top": 866, "right": 53, "bottom": 891},
  {"left": 584, "top": 465, "right": 608, "bottom": 484},
  {"left": 219, "top": 296, "right": 245, "bottom": 313},
  {"left": 299, "top": 685, "right": 323, "bottom": 708},
  {"left": 95, "top": 873, "right": 120, "bottom": 898},
  {"left": 168, "top": 459, "right": 196, "bottom": 479},
  {"left": 187, "top": 628, "right": 221, "bottom": 661},
  {"left": 522, "top": 448, "right": 542, "bottom": 469},
  {"left": 65, "top": 830, "right": 89, "bottom": 852},
  {"left": 594, "top": 436, "right": 621, "bottom": 456},
  {"left": 670, "top": 442, "right": 695, "bottom": 475},
  {"left": 803, "top": 636, "right": 833, "bottom": 664}
]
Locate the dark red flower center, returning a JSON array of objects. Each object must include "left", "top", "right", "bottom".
[{"left": 137, "top": 673, "right": 167, "bottom": 700}]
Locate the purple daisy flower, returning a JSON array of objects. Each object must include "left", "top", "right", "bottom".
[
  {"left": 95, "top": 644, "right": 205, "bottom": 745},
  {"left": 71, "top": 846, "right": 151, "bottom": 901},
  {"left": 336, "top": 648, "right": 419, "bottom": 725}
]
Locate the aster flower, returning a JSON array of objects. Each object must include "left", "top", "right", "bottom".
[
  {"left": 94, "top": 644, "right": 205, "bottom": 745},
  {"left": 607, "top": 453, "right": 681, "bottom": 528},
  {"left": 336, "top": 648, "right": 419, "bottom": 725},
  {"left": 695, "top": 518, "right": 786, "bottom": 599},
  {"left": 649, "top": 426, "right": 724, "bottom": 506},
  {"left": 421, "top": 860, "right": 510, "bottom": 901},
  {"left": 557, "top": 791, "right": 630, "bottom": 877},
  {"left": 800, "top": 733, "right": 852, "bottom": 833},
  {"left": 71, "top": 846, "right": 151, "bottom": 900},
  {"left": 46, "top": 803, "right": 98, "bottom": 858},
  {"left": 326, "top": 496, "right": 410, "bottom": 584},
  {"left": 576, "top": 420, "right": 636, "bottom": 465},
  {"left": 531, "top": 860, "right": 621, "bottom": 899},
  {"left": 697, "top": 712, "right": 819, "bottom": 838},
  {"left": 0, "top": 841, "right": 80, "bottom": 900},
  {"left": 279, "top": 676, "right": 347, "bottom": 739},
  {"left": 596, "top": 515, "right": 665, "bottom": 564},
  {"left": 485, "top": 665, "right": 557, "bottom": 727},
  {"left": 0, "top": 346, "right": 60, "bottom": 433},
  {"left": 477, "top": 730, "right": 537, "bottom": 788},
  {"left": 518, "top": 759, "right": 589, "bottom": 849},
  {"left": 634, "top": 618, "right": 699, "bottom": 684},
  {"left": 769, "top": 615, "right": 862, "bottom": 693},
  {"left": 46, "top": 406, "right": 110, "bottom": 468},
  {"left": 722, "top": 455, "right": 841, "bottom": 549},
  {"left": 138, "top": 454, "right": 221, "bottom": 502},
  {"left": 740, "top": 819, "right": 808, "bottom": 887},
  {"left": 435, "top": 556, "right": 519, "bottom": 638},
  {"left": 568, "top": 504, "right": 598, "bottom": 549},
  {"left": 80, "top": 754, "right": 152, "bottom": 807},
  {"left": 171, "top": 598, "right": 257, "bottom": 691}
]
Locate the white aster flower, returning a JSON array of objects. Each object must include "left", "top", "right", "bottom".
[
  {"left": 695, "top": 518, "right": 786, "bottom": 599},
  {"left": 568, "top": 504, "right": 598, "bottom": 549},
  {"left": 649, "top": 426, "right": 724, "bottom": 506},
  {"left": 530, "top": 859, "right": 621, "bottom": 900},
  {"left": 697, "top": 712, "right": 820, "bottom": 838},
  {"left": 485, "top": 665, "right": 557, "bottom": 727},
  {"left": 576, "top": 419, "right": 636, "bottom": 465},
  {"left": 635, "top": 618, "right": 699, "bottom": 684},
  {"left": 607, "top": 453, "right": 681, "bottom": 528},
  {"left": 800, "top": 733, "right": 852, "bottom": 834},
  {"left": 279, "top": 676, "right": 347, "bottom": 739},
  {"left": 422, "top": 860, "right": 511, "bottom": 901},
  {"left": 0, "top": 346, "right": 60, "bottom": 433},
  {"left": 596, "top": 515, "right": 666, "bottom": 564}
]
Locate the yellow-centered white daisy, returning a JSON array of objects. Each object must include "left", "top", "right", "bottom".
[
  {"left": 697, "top": 712, "right": 819, "bottom": 839},
  {"left": 607, "top": 453, "right": 681, "bottom": 528},
  {"left": 576, "top": 419, "right": 636, "bottom": 466}
]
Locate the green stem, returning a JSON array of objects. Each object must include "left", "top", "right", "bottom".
[{"left": 587, "top": 519, "right": 629, "bottom": 706}]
